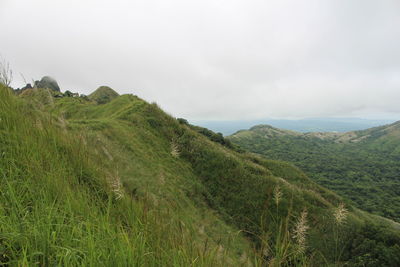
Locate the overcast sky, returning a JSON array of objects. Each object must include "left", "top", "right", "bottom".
[{"left": 1, "top": 0, "right": 400, "bottom": 120}]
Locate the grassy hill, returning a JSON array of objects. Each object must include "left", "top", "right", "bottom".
[
  {"left": 229, "top": 123, "right": 400, "bottom": 222},
  {"left": 0, "top": 86, "right": 251, "bottom": 266},
  {"left": 88, "top": 86, "right": 119, "bottom": 104},
  {"left": 1, "top": 85, "right": 400, "bottom": 266}
]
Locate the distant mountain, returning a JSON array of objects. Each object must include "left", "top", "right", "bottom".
[
  {"left": 229, "top": 121, "right": 400, "bottom": 221},
  {"left": 193, "top": 118, "right": 395, "bottom": 135}
]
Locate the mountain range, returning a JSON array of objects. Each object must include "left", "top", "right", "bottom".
[
  {"left": 229, "top": 122, "right": 400, "bottom": 222},
  {"left": 193, "top": 118, "right": 395, "bottom": 136}
]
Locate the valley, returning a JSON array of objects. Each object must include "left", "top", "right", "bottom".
[{"left": 229, "top": 123, "right": 400, "bottom": 222}]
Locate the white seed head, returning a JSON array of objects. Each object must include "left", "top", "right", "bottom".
[
  {"left": 292, "top": 209, "right": 309, "bottom": 254},
  {"left": 333, "top": 203, "right": 348, "bottom": 225},
  {"left": 273, "top": 185, "right": 282, "bottom": 207}
]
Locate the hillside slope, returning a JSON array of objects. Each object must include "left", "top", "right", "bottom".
[
  {"left": 1, "top": 85, "right": 400, "bottom": 266},
  {"left": 229, "top": 123, "right": 400, "bottom": 222},
  {"left": 0, "top": 86, "right": 252, "bottom": 266}
]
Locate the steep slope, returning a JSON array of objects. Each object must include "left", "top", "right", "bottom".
[
  {"left": 0, "top": 86, "right": 252, "bottom": 266},
  {"left": 49, "top": 90, "right": 400, "bottom": 265},
  {"left": 229, "top": 123, "right": 400, "bottom": 222},
  {"left": 2, "top": 85, "right": 400, "bottom": 266}
]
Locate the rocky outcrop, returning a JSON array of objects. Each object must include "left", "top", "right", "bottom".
[{"left": 34, "top": 76, "right": 60, "bottom": 91}]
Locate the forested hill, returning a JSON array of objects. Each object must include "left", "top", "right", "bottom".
[
  {"left": 229, "top": 122, "right": 400, "bottom": 222},
  {"left": 1, "top": 82, "right": 400, "bottom": 266}
]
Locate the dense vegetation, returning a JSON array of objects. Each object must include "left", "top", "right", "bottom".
[
  {"left": 177, "top": 118, "right": 243, "bottom": 152},
  {"left": 1, "top": 84, "right": 400, "bottom": 266},
  {"left": 229, "top": 124, "right": 400, "bottom": 222}
]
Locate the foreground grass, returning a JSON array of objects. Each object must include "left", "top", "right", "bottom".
[{"left": 0, "top": 86, "right": 245, "bottom": 266}]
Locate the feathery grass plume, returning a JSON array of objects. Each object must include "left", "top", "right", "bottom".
[
  {"left": 107, "top": 172, "right": 124, "bottom": 200},
  {"left": 0, "top": 57, "right": 13, "bottom": 86},
  {"left": 170, "top": 140, "right": 180, "bottom": 157},
  {"left": 273, "top": 185, "right": 282, "bottom": 207},
  {"left": 239, "top": 252, "right": 249, "bottom": 265},
  {"left": 333, "top": 203, "right": 348, "bottom": 225},
  {"left": 292, "top": 209, "right": 309, "bottom": 254},
  {"left": 332, "top": 203, "right": 348, "bottom": 264}
]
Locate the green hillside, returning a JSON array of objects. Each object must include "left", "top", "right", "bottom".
[
  {"left": 229, "top": 123, "right": 400, "bottom": 222},
  {"left": 88, "top": 86, "right": 119, "bottom": 104},
  {"left": 1, "top": 85, "right": 400, "bottom": 266}
]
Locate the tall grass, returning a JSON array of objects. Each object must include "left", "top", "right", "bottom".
[
  {"left": 0, "top": 86, "right": 235, "bottom": 266},
  {"left": 252, "top": 186, "right": 310, "bottom": 267}
]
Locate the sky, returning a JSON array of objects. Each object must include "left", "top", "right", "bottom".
[{"left": 1, "top": 0, "right": 400, "bottom": 120}]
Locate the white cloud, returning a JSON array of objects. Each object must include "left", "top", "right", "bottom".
[{"left": 1, "top": 0, "right": 400, "bottom": 120}]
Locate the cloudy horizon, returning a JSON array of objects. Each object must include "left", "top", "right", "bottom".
[{"left": 1, "top": 0, "right": 400, "bottom": 120}]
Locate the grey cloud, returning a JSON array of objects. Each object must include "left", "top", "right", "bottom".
[{"left": 1, "top": 0, "right": 399, "bottom": 120}]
